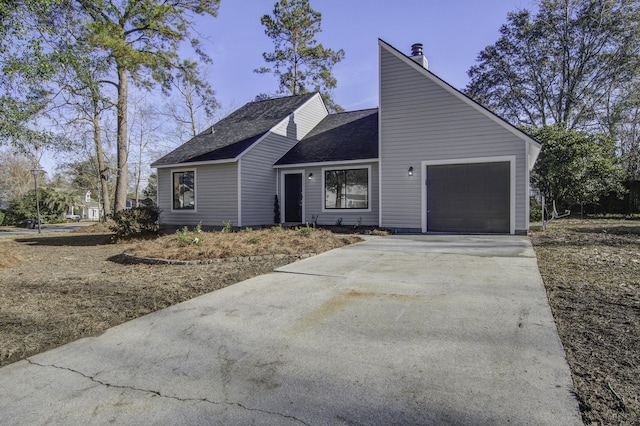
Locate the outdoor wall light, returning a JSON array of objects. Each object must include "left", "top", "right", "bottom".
[
  {"left": 408, "top": 166, "right": 414, "bottom": 176},
  {"left": 308, "top": 173, "right": 313, "bottom": 180}
]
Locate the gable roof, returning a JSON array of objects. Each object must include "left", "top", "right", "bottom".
[
  {"left": 378, "top": 39, "right": 541, "bottom": 165},
  {"left": 275, "top": 108, "right": 379, "bottom": 166},
  {"left": 151, "top": 93, "right": 318, "bottom": 167}
]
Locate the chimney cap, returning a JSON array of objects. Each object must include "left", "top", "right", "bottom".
[{"left": 411, "top": 43, "right": 423, "bottom": 56}]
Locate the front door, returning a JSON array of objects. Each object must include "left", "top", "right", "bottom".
[{"left": 284, "top": 173, "right": 303, "bottom": 223}]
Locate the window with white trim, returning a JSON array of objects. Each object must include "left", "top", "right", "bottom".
[
  {"left": 173, "top": 170, "right": 195, "bottom": 210},
  {"left": 324, "top": 168, "right": 369, "bottom": 209}
]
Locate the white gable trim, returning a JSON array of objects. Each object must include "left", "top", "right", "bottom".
[{"left": 379, "top": 39, "right": 542, "bottom": 153}]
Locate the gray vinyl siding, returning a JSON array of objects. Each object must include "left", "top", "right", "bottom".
[
  {"left": 240, "top": 94, "right": 327, "bottom": 226},
  {"left": 299, "top": 162, "right": 379, "bottom": 226},
  {"left": 379, "top": 46, "right": 528, "bottom": 232},
  {"left": 240, "top": 133, "right": 299, "bottom": 226},
  {"left": 157, "top": 163, "right": 238, "bottom": 227}
]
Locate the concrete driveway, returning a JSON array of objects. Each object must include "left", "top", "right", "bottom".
[{"left": 0, "top": 235, "right": 581, "bottom": 425}]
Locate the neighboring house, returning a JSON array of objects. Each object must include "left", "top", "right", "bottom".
[
  {"left": 69, "top": 191, "right": 102, "bottom": 221},
  {"left": 152, "top": 39, "right": 541, "bottom": 235}
]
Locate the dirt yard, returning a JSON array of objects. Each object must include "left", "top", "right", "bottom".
[
  {"left": 0, "top": 221, "right": 638, "bottom": 424},
  {"left": 0, "top": 228, "right": 359, "bottom": 368},
  {"left": 530, "top": 221, "right": 639, "bottom": 425}
]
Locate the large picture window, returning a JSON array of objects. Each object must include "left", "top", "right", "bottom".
[
  {"left": 324, "top": 168, "right": 369, "bottom": 209},
  {"left": 173, "top": 171, "right": 195, "bottom": 210}
]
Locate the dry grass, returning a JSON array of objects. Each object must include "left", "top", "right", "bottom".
[
  {"left": 0, "top": 228, "right": 363, "bottom": 367},
  {"left": 127, "top": 227, "right": 362, "bottom": 261},
  {"left": 530, "top": 220, "right": 640, "bottom": 425},
  {"left": 0, "top": 241, "right": 22, "bottom": 270}
]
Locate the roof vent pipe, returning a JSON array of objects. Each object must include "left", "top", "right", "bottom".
[
  {"left": 411, "top": 43, "right": 423, "bottom": 56},
  {"left": 410, "top": 42, "right": 428, "bottom": 70}
]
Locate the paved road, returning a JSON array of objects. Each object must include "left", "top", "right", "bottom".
[
  {"left": 0, "top": 225, "right": 85, "bottom": 236},
  {"left": 0, "top": 235, "right": 581, "bottom": 425}
]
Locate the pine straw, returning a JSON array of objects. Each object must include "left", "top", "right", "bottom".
[
  {"left": 71, "top": 221, "right": 115, "bottom": 234},
  {"left": 127, "top": 228, "right": 363, "bottom": 261}
]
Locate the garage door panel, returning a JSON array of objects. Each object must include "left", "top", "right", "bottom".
[{"left": 427, "top": 162, "right": 510, "bottom": 233}]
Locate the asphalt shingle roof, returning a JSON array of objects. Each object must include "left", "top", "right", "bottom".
[
  {"left": 151, "top": 93, "right": 318, "bottom": 167},
  {"left": 275, "top": 108, "right": 379, "bottom": 166}
]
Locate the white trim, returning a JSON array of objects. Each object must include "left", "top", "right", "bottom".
[
  {"left": 321, "top": 165, "right": 372, "bottom": 213},
  {"left": 378, "top": 48, "right": 384, "bottom": 228},
  {"left": 379, "top": 39, "right": 542, "bottom": 152},
  {"left": 274, "top": 158, "right": 379, "bottom": 169},
  {"left": 154, "top": 158, "right": 235, "bottom": 169},
  {"left": 421, "top": 156, "right": 516, "bottom": 235},
  {"left": 237, "top": 158, "right": 242, "bottom": 227},
  {"left": 280, "top": 169, "right": 305, "bottom": 223},
  {"left": 170, "top": 168, "right": 198, "bottom": 213}
]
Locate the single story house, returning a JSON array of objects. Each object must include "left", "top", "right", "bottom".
[{"left": 152, "top": 39, "right": 541, "bottom": 234}]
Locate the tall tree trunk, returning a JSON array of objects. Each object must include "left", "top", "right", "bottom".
[
  {"left": 92, "top": 91, "right": 111, "bottom": 222},
  {"left": 114, "top": 64, "right": 128, "bottom": 212}
]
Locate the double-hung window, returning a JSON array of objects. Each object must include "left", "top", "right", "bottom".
[
  {"left": 324, "top": 167, "right": 369, "bottom": 210},
  {"left": 173, "top": 170, "right": 195, "bottom": 210}
]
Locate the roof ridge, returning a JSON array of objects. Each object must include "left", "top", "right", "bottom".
[
  {"left": 249, "top": 92, "right": 318, "bottom": 105},
  {"left": 329, "top": 107, "right": 378, "bottom": 115}
]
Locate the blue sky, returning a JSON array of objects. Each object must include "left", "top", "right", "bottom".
[
  {"left": 40, "top": 0, "right": 537, "bottom": 174},
  {"left": 197, "top": 0, "right": 537, "bottom": 113}
]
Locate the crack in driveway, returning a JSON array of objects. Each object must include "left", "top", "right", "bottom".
[
  {"left": 26, "top": 359, "right": 311, "bottom": 426},
  {"left": 274, "top": 270, "right": 345, "bottom": 278}
]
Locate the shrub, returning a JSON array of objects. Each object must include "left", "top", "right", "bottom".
[
  {"left": 0, "top": 211, "right": 4, "bottom": 226},
  {"left": 269, "top": 225, "right": 283, "bottom": 233},
  {"left": 298, "top": 224, "right": 315, "bottom": 236},
  {"left": 176, "top": 225, "right": 203, "bottom": 246},
  {"left": 245, "top": 236, "right": 262, "bottom": 244},
  {"left": 109, "top": 205, "right": 160, "bottom": 238},
  {"left": 530, "top": 196, "right": 542, "bottom": 222},
  {"left": 274, "top": 194, "right": 280, "bottom": 224},
  {"left": 222, "top": 220, "right": 233, "bottom": 233}
]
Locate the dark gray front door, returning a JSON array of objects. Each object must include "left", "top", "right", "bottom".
[
  {"left": 427, "top": 162, "right": 510, "bottom": 233},
  {"left": 284, "top": 173, "right": 303, "bottom": 223}
]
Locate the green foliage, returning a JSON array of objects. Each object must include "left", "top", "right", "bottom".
[
  {"left": 311, "top": 214, "right": 319, "bottom": 227},
  {"left": 245, "top": 236, "right": 262, "bottom": 244},
  {"left": 270, "top": 225, "right": 283, "bottom": 232},
  {"left": 256, "top": 0, "right": 345, "bottom": 112},
  {"left": 530, "top": 197, "right": 542, "bottom": 222},
  {"left": 298, "top": 223, "right": 315, "bottom": 236},
  {"left": 109, "top": 205, "right": 160, "bottom": 238},
  {"left": 3, "top": 188, "right": 67, "bottom": 225},
  {"left": 143, "top": 173, "right": 158, "bottom": 203},
  {"left": 530, "top": 125, "right": 626, "bottom": 210},
  {"left": 0, "top": 210, "right": 4, "bottom": 226},
  {"left": 222, "top": 220, "right": 233, "bottom": 233},
  {"left": 243, "top": 227, "right": 254, "bottom": 232},
  {"left": 0, "top": 1, "right": 66, "bottom": 151},
  {"left": 176, "top": 224, "right": 203, "bottom": 246},
  {"left": 273, "top": 194, "right": 280, "bottom": 224}
]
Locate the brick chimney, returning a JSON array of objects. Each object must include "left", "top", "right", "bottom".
[{"left": 410, "top": 43, "right": 428, "bottom": 69}]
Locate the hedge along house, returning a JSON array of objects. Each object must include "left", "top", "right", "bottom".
[{"left": 152, "top": 39, "right": 541, "bottom": 234}]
